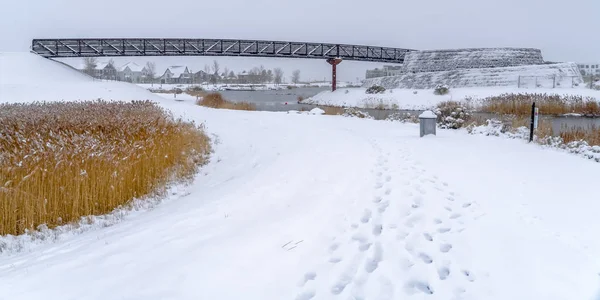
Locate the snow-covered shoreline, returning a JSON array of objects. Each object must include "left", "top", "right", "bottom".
[{"left": 302, "top": 87, "right": 600, "bottom": 110}]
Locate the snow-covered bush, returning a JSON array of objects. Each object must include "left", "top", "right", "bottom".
[
  {"left": 366, "top": 85, "right": 386, "bottom": 94},
  {"left": 434, "top": 101, "right": 471, "bottom": 129},
  {"left": 343, "top": 108, "right": 374, "bottom": 119},
  {"left": 386, "top": 112, "right": 418, "bottom": 123},
  {"left": 466, "top": 119, "right": 527, "bottom": 139},
  {"left": 433, "top": 84, "right": 449, "bottom": 95}
]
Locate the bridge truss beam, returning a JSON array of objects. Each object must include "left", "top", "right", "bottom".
[{"left": 31, "top": 39, "right": 412, "bottom": 63}]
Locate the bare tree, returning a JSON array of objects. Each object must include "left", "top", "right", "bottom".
[
  {"left": 212, "top": 60, "right": 220, "bottom": 75},
  {"left": 204, "top": 64, "right": 211, "bottom": 74},
  {"left": 228, "top": 70, "right": 235, "bottom": 79},
  {"left": 223, "top": 67, "right": 229, "bottom": 78},
  {"left": 267, "top": 69, "right": 274, "bottom": 83},
  {"left": 145, "top": 62, "right": 156, "bottom": 83},
  {"left": 291, "top": 69, "right": 301, "bottom": 84},
  {"left": 273, "top": 68, "right": 284, "bottom": 85},
  {"left": 83, "top": 57, "right": 98, "bottom": 76}
]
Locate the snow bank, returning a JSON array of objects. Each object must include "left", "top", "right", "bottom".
[
  {"left": 303, "top": 87, "right": 600, "bottom": 110},
  {"left": 0, "top": 53, "right": 165, "bottom": 103},
  {"left": 364, "top": 63, "right": 583, "bottom": 89},
  {"left": 309, "top": 107, "right": 325, "bottom": 115}
]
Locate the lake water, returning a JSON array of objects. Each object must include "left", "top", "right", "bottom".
[
  {"left": 220, "top": 87, "right": 329, "bottom": 112},
  {"left": 222, "top": 88, "right": 600, "bottom": 134}
]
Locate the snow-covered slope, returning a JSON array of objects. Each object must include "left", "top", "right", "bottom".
[
  {"left": 303, "top": 87, "right": 600, "bottom": 110},
  {"left": 402, "top": 48, "right": 544, "bottom": 73},
  {"left": 0, "top": 52, "right": 164, "bottom": 103},
  {"left": 364, "top": 63, "right": 583, "bottom": 89},
  {"left": 1, "top": 52, "right": 600, "bottom": 300}
]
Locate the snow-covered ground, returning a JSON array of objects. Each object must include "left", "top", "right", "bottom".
[
  {"left": 0, "top": 53, "right": 165, "bottom": 104},
  {"left": 303, "top": 87, "right": 600, "bottom": 110},
  {"left": 2, "top": 52, "right": 600, "bottom": 300}
]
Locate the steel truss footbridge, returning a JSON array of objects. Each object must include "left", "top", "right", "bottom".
[{"left": 31, "top": 38, "right": 414, "bottom": 90}]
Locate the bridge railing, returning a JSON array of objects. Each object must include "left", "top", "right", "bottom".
[{"left": 31, "top": 38, "right": 411, "bottom": 63}]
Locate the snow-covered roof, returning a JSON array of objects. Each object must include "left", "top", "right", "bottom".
[
  {"left": 96, "top": 62, "right": 110, "bottom": 70},
  {"left": 168, "top": 66, "right": 189, "bottom": 78},
  {"left": 119, "top": 62, "right": 144, "bottom": 72}
]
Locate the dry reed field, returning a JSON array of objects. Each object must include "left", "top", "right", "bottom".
[
  {"left": 479, "top": 93, "right": 600, "bottom": 116},
  {"left": 559, "top": 125, "right": 600, "bottom": 145},
  {"left": 0, "top": 100, "right": 211, "bottom": 236},
  {"left": 196, "top": 93, "right": 256, "bottom": 111}
]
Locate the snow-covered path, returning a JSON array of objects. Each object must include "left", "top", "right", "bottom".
[{"left": 1, "top": 100, "right": 600, "bottom": 300}]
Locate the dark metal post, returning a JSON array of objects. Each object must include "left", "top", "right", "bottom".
[{"left": 529, "top": 102, "right": 536, "bottom": 143}]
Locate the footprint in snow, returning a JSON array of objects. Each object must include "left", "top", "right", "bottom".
[
  {"left": 423, "top": 233, "right": 433, "bottom": 242},
  {"left": 373, "top": 224, "right": 383, "bottom": 236},
  {"left": 360, "top": 209, "right": 372, "bottom": 223},
  {"left": 296, "top": 290, "right": 315, "bottom": 300},
  {"left": 439, "top": 243, "right": 452, "bottom": 253},
  {"left": 329, "top": 257, "right": 342, "bottom": 263},
  {"left": 462, "top": 270, "right": 476, "bottom": 282},
  {"left": 418, "top": 253, "right": 433, "bottom": 264},
  {"left": 450, "top": 213, "right": 461, "bottom": 219},
  {"left": 329, "top": 242, "right": 340, "bottom": 252},
  {"left": 438, "top": 267, "right": 450, "bottom": 280},
  {"left": 358, "top": 243, "right": 372, "bottom": 252},
  {"left": 406, "top": 280, "right": 434, "bottom": 295},
  {"left": 437, "top": 227, "right": 451, "bottom": 234}
]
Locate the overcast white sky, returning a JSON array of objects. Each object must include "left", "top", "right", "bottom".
[{"left": 1, "top": 0, "right": 599, "bottom": 81}]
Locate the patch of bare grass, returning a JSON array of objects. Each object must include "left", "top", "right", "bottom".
[
  {"left": 196, "top": 93, "right": 256, "bottom": 111},
  {"left": 322, "top": 106, "right": 345, "bottom": 116},
  {"left": 0, "top": 100, "right": 211, "bottom": 236}
]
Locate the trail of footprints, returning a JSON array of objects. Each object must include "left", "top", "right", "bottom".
[{"left": 296, "top": 143, "right": 476, "bottom": 299}]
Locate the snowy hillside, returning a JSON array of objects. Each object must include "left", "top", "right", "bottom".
[
  {"left": 402, "top": 48, "right": 544, "bottom": 73},
  {"left": 303, "top": 86, "right": 600, "bottom": 110},
  {"left": 363, "top": 62, "right": 583, "bottom": 89},
  {"left": 1, "top": 52, "right": 600, "bottom": 300},
  {"left": 0, "top": 52, "right": 164, "bottom": 103}
]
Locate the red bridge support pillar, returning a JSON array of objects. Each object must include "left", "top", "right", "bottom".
[{"left": 326, "top": 58, "right": 343, "bottom": 92}]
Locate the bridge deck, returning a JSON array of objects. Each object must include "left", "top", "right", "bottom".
[{"left": 31, "top": 38, "right": 412, "bottom": 63}]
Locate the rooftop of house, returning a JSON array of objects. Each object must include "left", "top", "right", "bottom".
[
  {"left": 168, "top": 66, "right": 190, "bottom": 78},
  {"left": 119, "top": 62, "right": 144, "bottom": 72}
]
